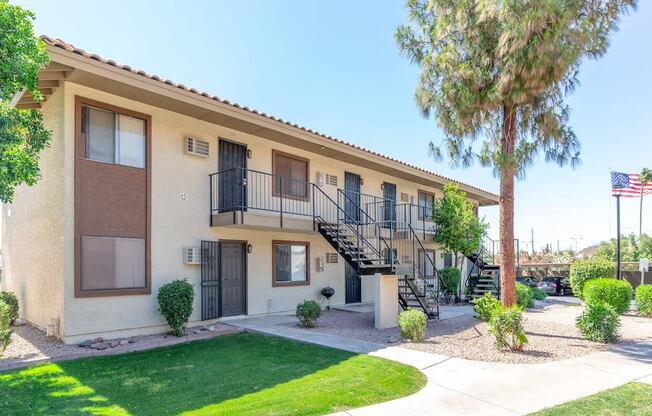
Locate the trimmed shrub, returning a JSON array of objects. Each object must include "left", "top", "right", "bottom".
[
  {"left": 516, "top": 282, "right": 535, "bottom": 309},
  {"left": 157, "top": 279, "right": 194, "bottom": 336},
  {"left": 0, "top": 291, "right": 19, "bottom": 325},
  {"left": 0, "top": 301, "right": 12, "bottom": 357},
  {"left": 635, "top": 285, "right": 652, "bottom": 317},
  {"left": 583, "top": 278, "right": 632, "bottom": 315},
  {"left": 529, "top": 287, "right": 547, "bottom": 301},
  {"left": 440, "top": 267, "right": 461, "bottom": 294},
  {"left": 397, "top": 309, "right": 427, "bottom": 342},
  {"left": 488, "top": 305, "right": 528, "bottom": 351},
  {"left": 296, "top": 300, "right": 321, "bottom": 328},
  {"left": 576, "top": 302, "right": 620, "bottom": 343},
  {"left": 472, "top": 292, "right": 500, "bottom": 321},
  {"left": 570, "top": 259, "right": 615, "bottom": 299}
]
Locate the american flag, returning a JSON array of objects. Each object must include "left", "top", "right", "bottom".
[{"left": 611, "top": 171, "right": 652, "bottom": 197}]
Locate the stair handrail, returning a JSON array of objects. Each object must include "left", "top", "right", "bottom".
[
  {"left": 312, "top": 185, "right": 386, "bottom": 263},
  {"left": 336, "top": 188, "right": 394, "bottom": 263}
]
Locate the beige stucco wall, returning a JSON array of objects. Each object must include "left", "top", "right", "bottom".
[
  {"left": 1, "top": 85, "right": 66, "bottom": 335},
  {"left": 4, "top": 81, "right": 478, "bottom": 343}
]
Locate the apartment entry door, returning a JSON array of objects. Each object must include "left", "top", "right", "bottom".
[
  {"left": 344, "top": 172, "right": 361, "bottom": 223},
  {"left": 345, "top": 263, "right": 361, "bottom": 304},
  {"left": 218, "top": 139, "right": 247, "bottom": 213},
  {"left": 200, "top": 241, "right": 247, "bottom": 319},
  {"left": 383, "top": 182, "right": 396, "bottom": 226}
]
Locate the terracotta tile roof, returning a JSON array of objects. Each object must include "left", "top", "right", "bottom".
[{"left": 41, "top": 35, "right": 498, "bottom": 202}]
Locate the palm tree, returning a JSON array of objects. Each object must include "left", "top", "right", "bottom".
[
  {"left": 640, "top": 168, "right": 652, "bottom": 237},
  {"left": 396, "top": 0, "right": 636, "bottom": 306}
]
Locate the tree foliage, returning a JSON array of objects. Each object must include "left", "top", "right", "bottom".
[
  {"left": 432, "top": 183, "right": 488, "bottom": 266},
  {"left": 0, "top": 0, "right": 51, "bottom": 203},
  {"left": 594, "top": 233, "right": 652, "bottom": 262},
  {"left": 396, "top": 0, "right": 634, "bottom": 175}
]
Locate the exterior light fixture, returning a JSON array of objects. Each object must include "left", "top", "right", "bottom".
[
  {"left": 380, "top": 183, "right": 385, "bottom": 191},
  {"left": 247, "top": 149, "right": 253, "bottom": 159},
  {"left": 247, "top": 244, "right": 253, "bottom": 254}
]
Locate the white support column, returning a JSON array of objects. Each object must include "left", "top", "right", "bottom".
[{"left": 373, "top": 273, "right": 398, "bottom": 329}]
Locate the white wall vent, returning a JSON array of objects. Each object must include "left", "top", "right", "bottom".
[
  {"left": 183, "top": 247, "right": 201, "bottom": 264},
  {"left": 400, "top": 192, "right": 410, "bottom": 203},
  {"left": 325, "top": 174, "right": 338, "bottom": 186},
  {"left": 326, "top": 252, "right": 339, "bottom": 264},
  {"left": 185, "top": 137, "right": 209, "bottom": 157}
]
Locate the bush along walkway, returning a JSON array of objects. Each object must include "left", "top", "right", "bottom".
[{"left": 228, "top": 315, "right": 652, "bottom": 416}]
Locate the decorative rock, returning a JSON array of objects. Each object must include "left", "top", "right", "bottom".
[
  {"left": 192, "top": 330, "right": 201, "bottom": 334},
  {"left": 207, "top": 326, "right": 215, "bottom": 331},
  {"left": 200, "top": 326, "right": 208, "bottom": 331},
  {"left": 109, "top": 340, "right": 120, "bottom": 348},
  {"left": 128, "top": 338, "right": 135, "bottom": 344},
  {"left": 79, "top": 340, "right": 92, "bottom": 348},
  {"left": 119, "top": 339, "right": 130, "bottom": 346},
  {"left": 387, "top": 336, "right": 399, "bottom": 344},
  {"left": 91, "top": 337, "right": 104, "bottom": 343},
  {"left": 91, "top": 342, "right": 108, "bottom": 350}
]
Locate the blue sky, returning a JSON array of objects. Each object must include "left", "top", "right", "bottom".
[{"left": 14, "top": 0, "right": 652, "bottom": 251}]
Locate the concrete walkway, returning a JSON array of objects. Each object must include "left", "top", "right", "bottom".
[{"left": 229, "top": 314, "right": 652, "bottom": 416}]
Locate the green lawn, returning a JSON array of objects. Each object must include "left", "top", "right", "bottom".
[
  {"left": 0, "top": 333, "right": 425, "bottom": 416},
  {"left": 531, "top": 383, "right": 652, "bottom": 416}
]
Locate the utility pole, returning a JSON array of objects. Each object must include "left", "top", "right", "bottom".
[
  {"left": 570, "top": 237, "right": 583, "bottom": 252},
  {"left": 557, "top": 239, "right": 560, "bottom": 252},
  {"left": 531, "top": 228, "right": 534, "bottom": 255}
]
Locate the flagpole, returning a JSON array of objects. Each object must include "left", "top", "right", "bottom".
[{"left": 616, "top": 193, "right": 622, "bottom": 280}]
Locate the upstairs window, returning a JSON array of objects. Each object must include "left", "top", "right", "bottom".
[
  {"left": 82, "top": 105, "right": 146, "bottom": 168},
  {"left": 273, "top": 151, "right": 309, "bottom": 200},
  {"left": 418, "top": 190, "right": 435, "bottom": 220}
]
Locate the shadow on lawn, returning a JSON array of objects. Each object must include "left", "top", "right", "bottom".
[{"left": 0, "top": 333, "right": 358, "bottom": 416}]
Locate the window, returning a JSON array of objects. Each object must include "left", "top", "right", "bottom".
[
  {"left": 273, "top": 241, "right": 309, "bottom": 286},
  {"left": 82, "top": 105, "right": 146, "bottom": 168},
  {"left": 418, "top": 190, "right": 435, "bottom": 220},
  {"left": 80, "top": 236, "right": 146, "bottom": 291},
  {"left": 273, "top": 151, "right": 309, "bottom": 200}
]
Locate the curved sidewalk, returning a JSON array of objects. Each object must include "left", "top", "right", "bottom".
[{"left": 229, "top": 315, "right": 652, "bottom": 416}]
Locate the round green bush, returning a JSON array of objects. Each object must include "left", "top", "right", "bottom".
[
  {"left": 636, "top": 284, "right": 652, "bottom": 317},
  {"left": 0, "top": 292, "right": 19, "bottom": 325},
  {"left": 529, "top": 287, "right": 547, "bottom": 301},
  {"left": 472, "top": 292, "right": 500, "bottom": 321},
  {"left": 583, "top": 278, "right": 632, "bottom": 315},
  {"left": 0, "top": 301, "right": 13, "bottom": 356},
  {"left": 570, "top": 259, "right": 615, "bottom": 300},
  {"left": 157, "top": 279, "right": 194, "bottom": 336},
  {"left": 516, "top": 282, "right": 535, "bottom": 308},
  {"left": 397, "top": 308, "right": 427, "bottom": 342},
  {"left": 576, "top": 302, "right": 620, "bottom": 343},
  {"left": 440, "top": 267, "right": 461, "bottom": 294},
  {"left": 296, "top": 300, "right": 321, "bottom": 328}
]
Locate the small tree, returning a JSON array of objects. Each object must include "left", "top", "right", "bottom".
[
  {"left": 433, "top": 183, "right": 488, "bottom": 268},
  {"left": 0, "top": 0, "right": 51, "bottom": 203}
]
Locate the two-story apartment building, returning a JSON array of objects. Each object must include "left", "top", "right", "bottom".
[{"left": 2, "top": 37, "right": 499, "bottom": 344}]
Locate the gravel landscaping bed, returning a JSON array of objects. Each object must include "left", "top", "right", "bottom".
[
  {"left": 305, "top": 304, "right": 652, "bottom": 364},
  {"left": 1, "top": 323, "right": 240, "bottom": 371}
]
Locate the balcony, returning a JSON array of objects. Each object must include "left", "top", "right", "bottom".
[{"left": 209, "top": 167, "right": 438, "bottom": 239}]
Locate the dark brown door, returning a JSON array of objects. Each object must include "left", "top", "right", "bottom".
[
  {"left": 218, "top": 139, "right": 247, "bottom": 213},
  {"left": 220, "top": 242, "right": 247, "bottom": 316},
  {"left": 345, "top": 263, "right": 361, "bottom": 304}
]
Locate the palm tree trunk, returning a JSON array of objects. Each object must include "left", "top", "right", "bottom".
[{"left": 500, "top": 105, "right": 517, "bottom": 307}]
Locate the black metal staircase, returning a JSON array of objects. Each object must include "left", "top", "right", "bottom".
[{"left": 313, "top": 186, "right": 440, "bottom": 318}]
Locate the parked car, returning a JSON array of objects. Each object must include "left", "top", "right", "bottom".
[
  {"left": 537, "top": 276, "right": 572, "bottom": 296},
  {"left": 516, "top": 276, "right": 538, "bottom": 288}
]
